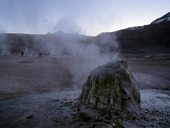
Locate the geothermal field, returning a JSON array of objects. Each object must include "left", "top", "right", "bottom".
[
  {"left": 0, "top": 2, "right": 170, "bottom": 127},
  {"left": 0, "top": 55, "right": 170, "bottom": 128},
  {"left": 0, "top": 33, "right": 170, "bottom": 128}
]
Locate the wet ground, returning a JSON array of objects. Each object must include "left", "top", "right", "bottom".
[
  {"left": 0, "top": 56, "right": 170, "bottom": 128},
  {"left": 128, "top": 58, "right": 170, "bottom": 90},
  {"left": 0, "top": 56, "right": 73, "bottom": 100}
]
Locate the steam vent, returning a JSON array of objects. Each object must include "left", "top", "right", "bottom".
[{"left": 80, "top": 61, "right": 141, "bottom": 114}]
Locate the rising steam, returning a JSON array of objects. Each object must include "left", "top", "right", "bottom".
[{"left": 0, "top": 32, "right": 119, "bottom": 86}]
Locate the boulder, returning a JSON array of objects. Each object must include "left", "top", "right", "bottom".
[{"left": 80, "top": 61, "right": 141, "bottom": 114}]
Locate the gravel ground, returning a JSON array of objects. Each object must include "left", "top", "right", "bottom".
[
  {"left": 0, "top": 88, "right": 169, "bottom": 128},
  {"left": 0, "top": 56, "right": 170, "bottom": 128}
]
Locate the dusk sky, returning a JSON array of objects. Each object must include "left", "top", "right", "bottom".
[{"left": 0, "top": 0, "right": 169, "bottom": 35}]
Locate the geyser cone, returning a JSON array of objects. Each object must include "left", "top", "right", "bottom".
[{"left": 80, "top": 61, "right": 141, "bottom": 114}]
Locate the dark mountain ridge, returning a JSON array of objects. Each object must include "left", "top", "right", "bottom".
[
  {"left": 0, "top": 12, "right": 170, "bottom": 55},
  {"left": 117, "top": 21, "right": 170, "bottom": 54},
  {"left": 151, "top": 12, "right": 170, "bottom": 24}
]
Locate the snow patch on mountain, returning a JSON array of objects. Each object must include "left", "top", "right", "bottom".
[
  {"left": 151, "top": 12, "right": 170, "bottom": 24},
  {"left": 127, "top": 26, "right": 144, "bottom": 30}
]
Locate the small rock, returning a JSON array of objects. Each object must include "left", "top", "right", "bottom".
[
  {"left": 26, "top": 114, "right": 34, "bottom": 119},
  {"left": 78, "top": 107, "right": 99, "bottom": 122}
]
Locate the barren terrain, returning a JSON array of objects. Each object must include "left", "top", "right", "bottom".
[{"left": 0, "top": 56, "right": 170, "bottom": 128}]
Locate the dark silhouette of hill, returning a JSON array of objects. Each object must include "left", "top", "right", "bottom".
[
  {"left": 0, "top": 12, "right": 170, "bottom": 55},
  {"left": 116, "top": 21, "right": 170, "bottom": 54}
]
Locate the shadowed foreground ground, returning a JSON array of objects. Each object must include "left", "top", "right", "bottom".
[{"left": 0, "top": 56, "right": 170, "bottom": 128}]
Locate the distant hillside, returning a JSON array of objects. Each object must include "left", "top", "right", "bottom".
[
  {"left": 0, "top": 33, "right": 92, "bottom": 56},
  {"left": 116, "top": 12, "right": 170, "bottom": 54},
  {"left": 0, "top": 12, "right": 170, "bottom": 55}
]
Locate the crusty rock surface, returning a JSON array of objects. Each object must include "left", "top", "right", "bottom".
[{"left": 80, "top": 61, "right": 141, "bottom": 114}]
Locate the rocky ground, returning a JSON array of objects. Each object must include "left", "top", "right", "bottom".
[{"left": 0, "top": 56, "right": 170, "bottom": 128}]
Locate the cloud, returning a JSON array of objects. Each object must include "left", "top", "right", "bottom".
[
  {"left": 51, "top": 18, "right": 84, "bottom": 34},
  {"left": 0, "top": 0, "right": 120, "bottom": 35},
  {"left": 0, "top": 26, "right": 6, "bottom": 33}
]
